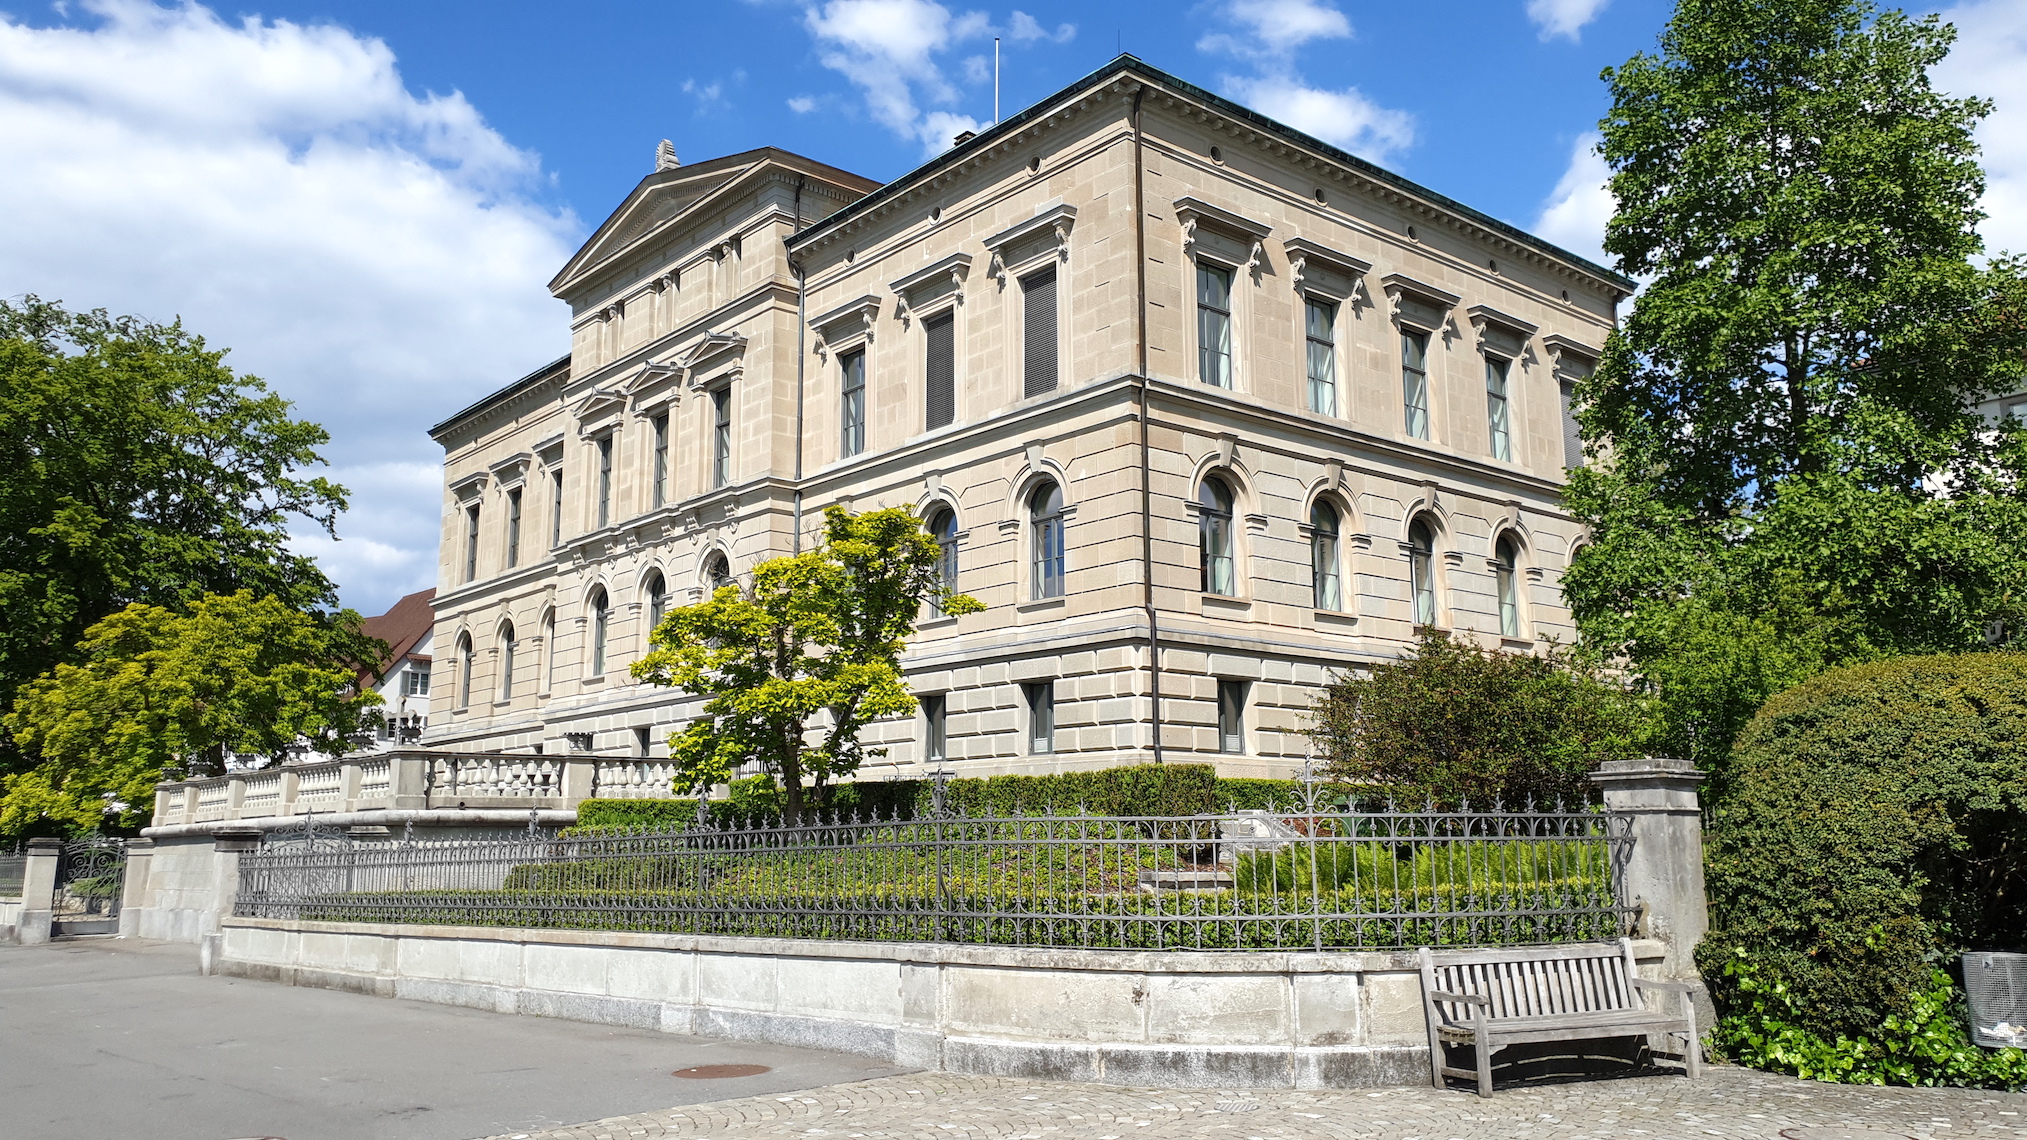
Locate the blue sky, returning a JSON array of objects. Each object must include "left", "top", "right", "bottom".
[{"left": 1, "top": 0, "right": 2022, "bottom": 616}]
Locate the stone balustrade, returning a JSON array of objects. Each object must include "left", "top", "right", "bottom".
[{"left": 149, "top": 750, "right": 667, "bottom": 829}]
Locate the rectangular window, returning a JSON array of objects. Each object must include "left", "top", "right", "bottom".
[
  {"left": 634, "top": 726, "right": 651, "bottom": 757},
  {"left": 1021, "top": 268, "right": 1058, "bottom": 398},
  {"left": 1402, "top": 330, "right": 1431, "bottom": 440},
  {"left": 923, "top": 694, "right": 947, "bottom": 763},
  {"left": 1025, "top": 682, "right": 1055, "bottom": 755},
  {"left": 712, "top": 386, "right": 732, "bottom": 488},
  {"left": 403, "top": 664, "right": 430, "bottom": 697},
  {"left": 1485, "top": 356, "right": 1513, "bottom": 461},
  {"left": 652, "top": 413, "right": 669, "bottom": 507},
  {"left": 925, "top": 310, "right": 956, "bottom": 428},
  {"left": 596, "top": 435, "right": 613, "bottom": 528},
  {"left": 1559, "top": 380, "right": 1583, "bottom": 470},
  {"left": 463, "top": 504, "right": 480, "bottom": 583},
  {"left": 505, "top": 488, "right": 522, "bottom": 568},
  {"left": 840, "top": 349, "right": 866, "bottom": 457},
  {"left": 1305, "top": 298, "right": 1337, "bottom": 415},
  {"left": 550, "top": 469, "right": 563, "bottom": 548},
  {"left": 1197, "top": 262, "right": 1233, "bottom": 387},
  {"left": 1217, "top": 679, "right": 1246, "bottom": 754}
]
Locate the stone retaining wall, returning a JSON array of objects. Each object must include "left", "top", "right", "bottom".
[{"left": 216, "top": 916, "right": 1669, "bottom": 1089}]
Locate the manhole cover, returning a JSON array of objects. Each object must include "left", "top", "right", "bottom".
[
  {"left": 1779, "top": 1130, "right": 1913, "bottom": 1140},
  {"left": 1213, "top": 1101, "right": 1261, "bottom": 1114},
  {"left": 673, "top": 1063, "right": 773, "bottom": 1079}
]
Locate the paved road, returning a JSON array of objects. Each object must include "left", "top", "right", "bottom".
[
  {"left": 473, "top": 1070, "right": 2027, "bottom": 1140},
  {"left": 0, "top": 938, "right": 906, "bottom": 1140}
]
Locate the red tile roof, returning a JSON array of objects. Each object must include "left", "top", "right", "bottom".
[{"left": 358, "top": 588, "right": 436, "bottom": 685}]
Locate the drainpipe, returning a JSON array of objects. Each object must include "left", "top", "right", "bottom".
[
  {"left": 792, "top": 176, "right": 807, "bottom": 553},
  {"left": 1131, "top": 83, "right": 1164, "bottom": 766}
]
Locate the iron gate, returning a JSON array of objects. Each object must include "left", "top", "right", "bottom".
[{"left": 52, "top": 837, "right": 126, "bottom": 936}]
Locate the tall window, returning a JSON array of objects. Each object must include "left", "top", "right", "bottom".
[
  {"left": 1197, "top": 262, "right": 1233, "bottom": 387},
  {"left": 1217, "top": 679, "right": 1246, "bottom": 753},
  {"left": 1495, "top": 535, "right": 1521, "bottom": 638},
  {"left": 1029, "top": 482, "right": 1065, "bottom": 600},
  {"left": 463, "top": 504, "right": 480, "bottom": 583},
  {"left": 542, "top": 609, "right": 557, "bottom": 691},
  {"left": 499, "top": 622, "right": 517, "bottom": 700},
  {"left": 1402, "top": 330, "right": 1431, "bottom": 440},
  {"left": 634, "top": 726, "right": 652, "bottom": 757},
  {"left": 505, "top": 488, "right": 522, "bottom": 568},
  {"left": 1022, "top": 267, "right": 1058, "bottom": 397},
  {"left": 1408, "top": 517, "right": 1437, "bottom": 627},
  {"left": 840, "top": 349, "right": 866, "bottom": 457},
  {"left": 704, "top": 553, "right": 733, "bottom": 594},
  {"left": 596, "top": 435, "right": 614, "bottom": 528},
  {"left": 456, "top": 633, "right": 474, "bottom": 709},
  {"left": 550, "top": 468, "right": 564, "bottom": 548},
  {"left": 646, "top": 571, "right": 667, "bottom": 632},
  {"left": 1311, "top": 501, "right": 1342, "bottom": 611},
  {"left": 652, "top": 413, "right": 670, "bottom": 507},
  {"left": 712, "top": 387, "right": 732, "bottom": 488},
  {"left": 1025, "top": 681, "right": 1055, "bottom": 755},
  {"left": 1559, "top": 379, "right": 1583, "bottom": 470},
  {"left": 925, "top": 310, "right": 956, "bottom": 427},
  {"left": 923, "top": 694, "right": 947, "bottom": 763},
  {"left": 588, "top": 588, "right": 609, "bottom": 676},
  {"left": 1198, "top": 477, "right": 1235, "bottom": 596},
  {"left": 1485, "top": 356, "right": 1513, "bottom": 461},
  {"left": 929, "top": 508, "right": 958, "bottom": 616},
  {"left": 1305, "top": 298, "right": 1337, "bottom": 415}
]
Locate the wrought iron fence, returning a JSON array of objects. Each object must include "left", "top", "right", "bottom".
[
  {"left": 236, "top": 796, "right": 1636, "bottom": 952},
  {"left": 0, "top": 846, "right": 24, "bottom": 899}
]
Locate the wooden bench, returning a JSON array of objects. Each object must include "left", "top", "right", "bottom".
[{"left": 1417, "top": 939, "right": 1700, "bottom": 1097}]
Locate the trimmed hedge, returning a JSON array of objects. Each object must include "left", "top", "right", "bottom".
[{"left": 1701, "top": 651, "right": 2027, "bottom": 1053}]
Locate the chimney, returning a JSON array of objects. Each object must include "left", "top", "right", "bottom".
[{"left": 952, "top": 130, "right": 977, "bottom": 146}]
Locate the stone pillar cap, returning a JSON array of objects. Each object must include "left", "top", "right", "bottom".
[
  {"left": 212, "top": 826, "right": 263, "bottom": 852},
  {"left": 25, "top": 835, "right": 63, "bottom": 850},
  {"left": 1590, "top": 757, "right": 1706, "bottom": 783}
]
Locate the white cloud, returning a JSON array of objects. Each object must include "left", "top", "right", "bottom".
[
  {"left": 0, "top": 0, "right": 578, "bottom": 614},
  {"left": 1007, "top": 10, "right": 1074, "bottom": 44},
  {"left": 1532, "top": 132, "right": 1614, "bottom": 268},
  {"left": 787, "top": 94, "right": 819, "bottom": 113},
  {"left": 1526, "top": 0, "right": 1611, "bottom": 42},
  {"left": 1199, "top": 0, "right": 1350, "bottom": 59},
  {"left": 1223, "top": 73, "right": 1413, "bottom": 159},
  {"left": 1935, "top": 0, "right": 2027, "bottom": 259}
]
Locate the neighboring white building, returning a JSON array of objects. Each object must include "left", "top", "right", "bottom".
[
  {"left": 355, "top": 588, "right": 435, "bottom": 750},
  {"left": 423, "top": 57, "right": 1633, "bottom": 780}
]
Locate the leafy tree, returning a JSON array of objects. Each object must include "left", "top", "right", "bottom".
[
  {"left": 632, "top": 507, "right": 982, "bottom": 825},
  {"left": 2, "top": 591, "right": 385, "bottom": 836},
  {"left": 1307, "top": 629, "right": 1644, "bottom": 807},
  {"left": 1565, "top": 0, "right": 2027, "bottom": 767},
  {"left": 0, "top": 297, "right": 350, "bottom": 769}
]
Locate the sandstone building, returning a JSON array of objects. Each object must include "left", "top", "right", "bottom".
[{"left": 424, "top": 57, "right": 1633, "bottom": 781}]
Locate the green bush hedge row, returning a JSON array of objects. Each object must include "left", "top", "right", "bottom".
[{"left": 576, "top": 764, "right": 1313, "bottom": 830}]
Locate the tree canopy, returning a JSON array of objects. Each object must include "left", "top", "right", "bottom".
[
  {"left": 632, "top": 507, "right": 982, "bottom": 825},
  {"left": 1564, "top": 0, "right": 2027, "bottom": 766},
  {"left": 2, "top": 591, "right": 383, "bottom": 836},
  {"left": 0, "top": 297, "right": 351, "bottom": 761}
]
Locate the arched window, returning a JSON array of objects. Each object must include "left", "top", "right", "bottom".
[
  {"left": 645, "top": 571, "right": 667, "bottom": 632},
  {"left": 928, "top": 507, "right": 958, "bottom": 615},
  {"left": 1030, "top": 483, "right": 1065, "bottom": 599},
  {"left": 1199, "top": 477, "right": 1235, "bottom": 596},
  {"left": 1495, "top": 535, "right": 1521, "bottom": 638},
  {"left": 1407, "top": 517, "right": 1437, "bottom": 627},
  {"left": 541, "top": 609, "right": 557, "bottom": 690},
  {"left": 456, "top": 633, "right": 474, "bottom": 709},
  {"left": 1311, "top": 501, "right": 1342, "bottom": 611},
  {"left": 498, "top": 621, "right": 517, "bottom": 701},
  {"left": 703, "top": 553, "right": 732, "bottom": 595},
  {"left": 588, "top": 588, "right": 609, "bottom": 676}
]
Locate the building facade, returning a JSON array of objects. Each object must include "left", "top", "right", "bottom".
[{"left": 424, "top": 57, "right": 1632, "bottom": 781}]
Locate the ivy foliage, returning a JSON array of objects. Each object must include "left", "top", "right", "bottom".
[
  {"left": 1565, "top": 0, "right": 2027, "bottom": 769},
  {"left": 631, "top": 506, "right": 981, "bottom": 825},
  {"left": 1307, "top": 629, "right": 1644, "bottom": 807},
  {"left": 2, "top": 591, "right": 384, "bottom": 836},
  {"left": 1700, "top": 652, "right": 2027, "bottom": 1049}
]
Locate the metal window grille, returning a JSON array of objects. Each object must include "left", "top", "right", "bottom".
[
  {"left": 712, "top": 388, "right": 732, "bottom": 488},
  {"left": 1022, "top": 269, "right": 1058, "bottom": 398},
  {"left": 1198, "top": 263, "right": 1233, "bottom": 387},
  {"left": 1402, "top": 330, "right": 1431, "bottom": 439},
  {"left": 925, "top": 310, "right": 957, "bottom": 427},
  {"left": 506, "top": 488, "right": 522, "bottom": 568},
  {"left": 233, "top": 796, "right": 1635, "bottom": 953},
  {"left": 840, "top": 350, "right": 866, "bottom": 457},
  {"left": 1305, "top": 298, "right": 1337, "bottom": 415},
  {"left": 1485, "top": 356, "right": 1512, "bottom": 461}
]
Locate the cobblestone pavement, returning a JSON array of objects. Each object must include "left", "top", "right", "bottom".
[{"left": 472, "top": 1066, "right": 2027, "bottom": 1140}]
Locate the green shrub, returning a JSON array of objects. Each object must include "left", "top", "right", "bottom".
[
  {"left": 1707, "top": 950, "right": 2027, "bottom": 1090},
  {"left": 1701, "top": 651, "right": 2027, "bottom": 1046},
  {"left": 1212, "top": 778, "right": 1302, "bottom": 810},
  {"left": 574, "top": 798, "right": 705, "bottom": 831}
]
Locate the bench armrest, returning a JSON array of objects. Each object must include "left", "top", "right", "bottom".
[
  {"left": 1428, "top": 990, "right": 1491, "bottom": 1006},
  {"left": 1630, "top": 978, "right": 1699, "bottom": 993}
]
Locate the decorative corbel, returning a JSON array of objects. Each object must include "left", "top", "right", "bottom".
[{"left": 1054, "top": 216, "right": 1073, "bottom": 262}]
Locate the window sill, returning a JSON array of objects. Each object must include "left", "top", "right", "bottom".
[
  {"left": 1500, "top": 635, "right": 1536, "bottom": 650},
  {"left": 1315, "top": 610, "right": 1358, "bottom": 627},
  {"left": 917, "top": 616, "right": 960, "bottom": 631},
  {"left": 1200, "top": 593, "right": 1252, "bottom": 614},
  {"left": 1016, "top": 597, "right": 1066, "bottom": 613},
  {"left": 581, "top": 675, "right": 607, "bottom": 687}
]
